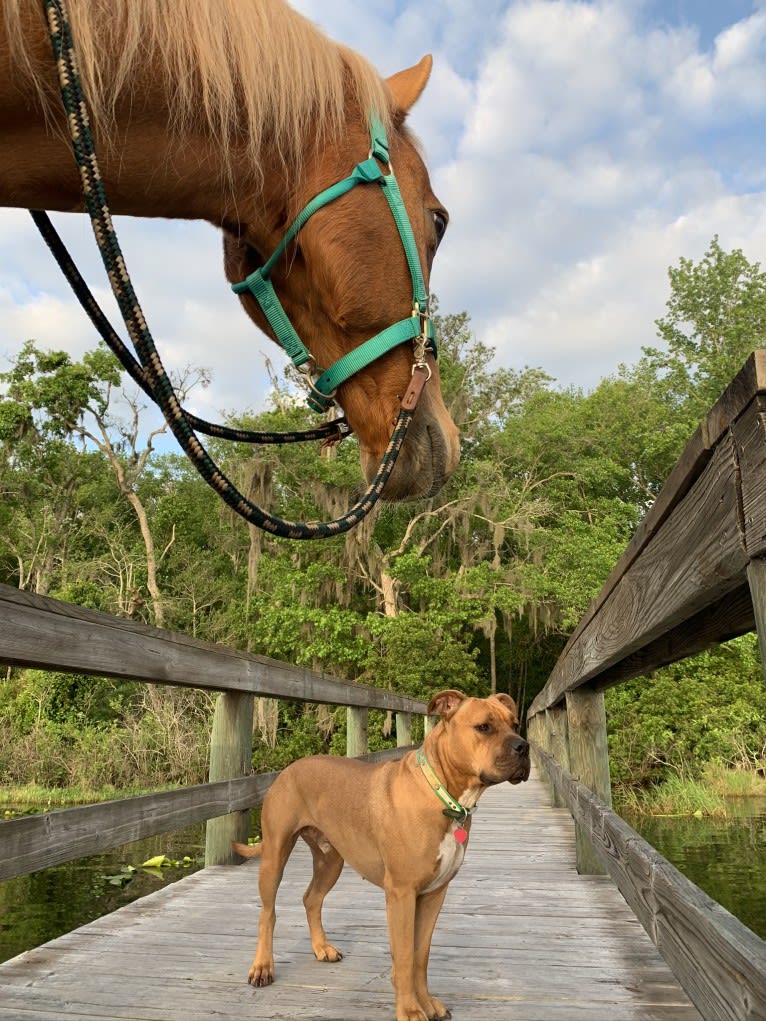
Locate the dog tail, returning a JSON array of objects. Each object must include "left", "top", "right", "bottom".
[{"left": 232, "top": 839, "right": 264, "bottom": 859}]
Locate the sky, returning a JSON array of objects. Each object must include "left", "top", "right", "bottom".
[{"left": 1, "top": 0, "right": 766, "bottom": 427}]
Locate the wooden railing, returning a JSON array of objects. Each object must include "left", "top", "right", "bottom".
[
  {"left": 0, "top": 583, "right": 428, "bottom": 880},
  {"left": 526, "top": 351, "right": 766, "bottom": 1020}
]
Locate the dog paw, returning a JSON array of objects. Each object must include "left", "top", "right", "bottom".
[
  {"left": 313, "top": 941, "right": 343, "bottom": 963},
  {"left": 247, "top": 961, "right": 275, "bottom": 987}
]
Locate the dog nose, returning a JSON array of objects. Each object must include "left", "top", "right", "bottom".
[{"left": 511, "top": 736, "right": 529, "bottom": 757}]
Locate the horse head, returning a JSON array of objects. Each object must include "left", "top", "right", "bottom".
[{"left": 222, "top": 57, "right": 460, "bottom": 502}]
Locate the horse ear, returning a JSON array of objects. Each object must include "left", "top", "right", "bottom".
[
  {"left": 427, "top": 689, "right": 466, "bottom": 720},
  {"left": 386, "top": 54, "right": 433, "bottom": 114}
]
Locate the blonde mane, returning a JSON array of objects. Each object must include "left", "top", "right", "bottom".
[{"left": 4, "top": 0, "right": 392, "bottom": 186}]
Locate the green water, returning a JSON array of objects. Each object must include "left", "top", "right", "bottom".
[
  {"left": 620, "top": 796, "right": 766, "bottom": 940},
  {"left": 1, "top": 800, "right": 764, "bottom": 964}
]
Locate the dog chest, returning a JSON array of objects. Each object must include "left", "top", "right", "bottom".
[{"left": 421, "top": 824, "right": 466, "bottom": 893}]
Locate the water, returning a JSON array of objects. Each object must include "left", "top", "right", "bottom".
[
  {"left": 620, "top": 797, "right": 766, "bottom": 940},
  {"left": 0, "top": 813, "right": 209, "bottom": 964}
]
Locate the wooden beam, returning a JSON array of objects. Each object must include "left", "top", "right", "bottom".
[
  {"left": 535, "top": 746, "right": 766, "bottom": 1021},
  {"left": 0, "top": 583, "right": 427, "bottom": 714},
  {"left": 395, "top": 712, "right": 413, "bottom": 747},
  {"left": 0, "top": 773, "right": 278, "bottom": 882},
  {"left": 565, "top": 687, "right": 610, "bottom": 875},
  {"left": 346, "top": 706, "right": 368, "bottom": 757},
  {"left": 530, "top": 431, "right": 748, "bottom": 715},
  {"left": 204, "top": 691, "right": 254, "bottom": 866}
]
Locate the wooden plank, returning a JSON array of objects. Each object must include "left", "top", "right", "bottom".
[
  {"left": 0, "top": 583, "right": 427, "bottom": 714},
  {"left": 0, "top": 773, "right": 276, "bottom": 881},
  {"left": 529, "top": 431, "right": 748, "bottom": 714},
  {"left": 733, "top": 396, "right": 766, "bottom": 558},
  {"left": 0, "top": 771, "right": 700, "bottom": 1021},
  {"left": 561, "top": 351, "right": 766, "bottom": 660},
  {"left": 535, "top": 746, "right": 766, "bottom": 1020},
  {"left": 589, "top": 582, "right": 755, "bottom": 692}
]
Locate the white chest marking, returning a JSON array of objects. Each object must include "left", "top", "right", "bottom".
[{"left": 422, "top": 824, "right": 466, "bottom": 894}]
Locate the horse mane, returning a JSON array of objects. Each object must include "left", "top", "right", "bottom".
[{"left": 4, "top": 0, "right": 392, "bottom": 187}]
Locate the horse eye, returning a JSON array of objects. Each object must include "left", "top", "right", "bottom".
[{"left": 432, "top": 209, "right": 448, "bottom": 246}]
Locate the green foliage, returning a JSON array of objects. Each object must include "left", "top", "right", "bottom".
[
  {"left": 606, "top": 635, "right": 766, "bottom": 787},
  {"left": 3, "top": 241, "right": 766, "bottom": 792}
]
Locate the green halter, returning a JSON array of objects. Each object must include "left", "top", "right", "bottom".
[{"left": 231, "top": 114, "right": 436, "bottom": 413}]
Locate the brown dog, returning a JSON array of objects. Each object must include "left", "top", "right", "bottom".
[{"left": 234, "top": 689, "right": 530, "bottom": 1021}]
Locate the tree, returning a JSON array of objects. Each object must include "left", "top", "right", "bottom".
[{"left": 642, "top": 236, "right": 766, "bottom": 428}]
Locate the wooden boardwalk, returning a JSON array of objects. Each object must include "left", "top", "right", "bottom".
[{"left": 0, "top": 767, "right": 699, "bottom": 1021}]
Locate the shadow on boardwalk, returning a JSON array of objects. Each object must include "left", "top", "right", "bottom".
[{"left": 0, "top": 767, "right": 699, "bottom": 1020}]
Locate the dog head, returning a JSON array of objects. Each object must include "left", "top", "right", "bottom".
[{"left": 427, "top": 690, "right": 531, "bottom": 786}]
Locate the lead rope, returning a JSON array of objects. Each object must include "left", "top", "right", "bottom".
[
  {"left": 39, "top": 0, "right": 426, "bottom": 539},
  {"left": 30, "top": 210, "right": 351, "bottom": 448}
]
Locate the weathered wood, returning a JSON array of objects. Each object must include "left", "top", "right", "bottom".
[
  {"left": 535, "top": 746, "right": 766, "bottom": 1021},
  {"left": 0, "top": 773, "right": 278, "bottom": 882},
  {"left": 565, "top": 687, "right": 610, "bottom": 875},
  {"left": 395, "top": 711, "right": 412, "bottom": 747},
  {"left": 0, "top": 583, "right": 427, "bottom": 714},
  {"left": 205, "top": 691, "right": 255, "bottom": 866},
  {"left": 0, "top": 771, "right": 700, "bottom": 1021},
  {"left": 747, "top": 559, "right": 766, "bottom": 685},
  {"left": 346, "top": 705, "right": 368, "bottom": 757},
  {"left": 586, "top": 582, "right": 755, "bottom": 691},
  {"left": 734, "top": 396, "right": 766, "bottom": 558},
  {"left": 546, "top": 704, "right": 570, "bottom": 808},
  {"left": 529, "top": 431, "right": 748, "bottom": 715}
]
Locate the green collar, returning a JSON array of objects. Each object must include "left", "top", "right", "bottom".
[{"left": 416, "top": 747, "right": 475, "bottom": 822}]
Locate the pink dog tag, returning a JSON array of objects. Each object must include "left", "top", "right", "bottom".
[{"left": 454, "top": 827, "right": 468, "bottom": 844}]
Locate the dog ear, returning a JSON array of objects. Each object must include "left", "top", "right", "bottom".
[
  {"left": 427, "top": 689, "right": 466, "bottom": 720},
  {"left": 493, "top": 693, "right": 518, "bottom": 712}
]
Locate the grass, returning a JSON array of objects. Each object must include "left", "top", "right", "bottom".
[
  {"left": 0, "top": 781, "right": 179, "bottom": 811},
  {"left": 615, "top": 774, "right": 729, "bottom": 818}
]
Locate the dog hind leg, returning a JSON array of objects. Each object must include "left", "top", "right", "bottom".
[
  {"left": 248, "top": 831, "right": 298, "bottom": 987},
  {"left": 301, "top": 831, "right": 345, "bottom": 963}
]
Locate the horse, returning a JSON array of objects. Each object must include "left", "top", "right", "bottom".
[{"left": 0, "top": 0, "right": 460, "bottom": 502}]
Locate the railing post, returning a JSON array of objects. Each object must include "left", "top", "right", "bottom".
[
  {"left": 547, "top": 703, "right": 570, "bottom": 808},
  {"left": 747, "top": 558, "right": 766, "bottom": 686},
  {"left": 396, "top": 711, "right": 412, "bottom": 747},
  {"left": 346, "top": 706, "right": 368, "bottom": 757},
  {"left": 204, "top": 691, "right": 254, "bottom": 866},
  {"left": 566, "top": 685, "right": 611, "bottom": 875}
]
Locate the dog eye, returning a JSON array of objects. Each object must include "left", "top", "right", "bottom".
[{"left": 474, "top": 723, "right": 492, "bottom": 734}]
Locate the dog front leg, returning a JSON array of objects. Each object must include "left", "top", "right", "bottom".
[
  {"left": 385, "top": 883, "right": 429, "bottom": 1021},
  {"left": 414, "top": 887, "right": 451, "bottom": 1020}
]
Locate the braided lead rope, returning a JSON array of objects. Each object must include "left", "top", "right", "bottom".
[
  {"left": 29, "top": 210, "right": 351, "bottom": 447},
  {"left": 42, "top": 0, "right": 423, "bottom": 539}
]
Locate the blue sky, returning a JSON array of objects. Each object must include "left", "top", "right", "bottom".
[{"left": 1, "top": 0, "right": 765, "bottom": 427}]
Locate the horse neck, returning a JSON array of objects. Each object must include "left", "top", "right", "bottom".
[{"left": 0, "top": 24, "right": 295, "bottom": 227}]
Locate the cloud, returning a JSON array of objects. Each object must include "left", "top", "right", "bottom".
[{"left": 426, "top": 0, "right": 766, "bottom": 385}]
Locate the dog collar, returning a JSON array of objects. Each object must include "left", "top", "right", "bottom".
[{"left": 416, "top": 748, "right": 475, "bottom": 823}]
